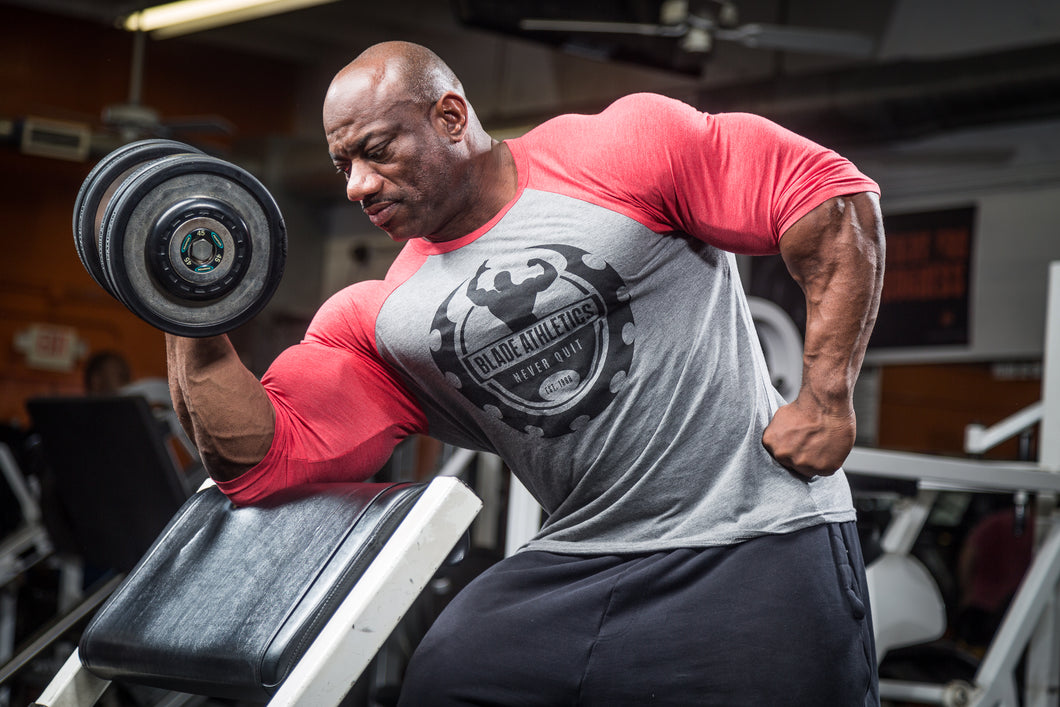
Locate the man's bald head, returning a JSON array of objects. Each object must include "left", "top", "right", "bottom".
[{"left": 331, "top": 41, "right": 463, "bottom": 108}]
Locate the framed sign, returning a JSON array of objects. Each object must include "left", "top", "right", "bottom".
[
  {"left": 870, "top": 206, "right": 975, "bottom": 349},
  {"left": 748, "top": 205, "right": 976, "bottom": 350}
]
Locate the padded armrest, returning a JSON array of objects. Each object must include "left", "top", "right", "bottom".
[{"left": 79, "top": 482, "right": 430, "bottom": 701}]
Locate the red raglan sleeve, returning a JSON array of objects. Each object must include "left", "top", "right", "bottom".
[
  {"left": 216, "top": 280, "right": 428, "bottom": 505},
  {"left": 514, "top": 93, "right": 879, "bottom": 255}
]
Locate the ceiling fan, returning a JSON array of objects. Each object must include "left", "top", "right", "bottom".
[
  {"left": 517, "top": 0, "right": 876, "bottom": 59},
  {"left": 95, "top": 30, "right": 233, "bottom": 151}
]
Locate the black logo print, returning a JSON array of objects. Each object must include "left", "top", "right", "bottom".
[{"left": 430, "top": 244, "right": 635, "bottom": 437}]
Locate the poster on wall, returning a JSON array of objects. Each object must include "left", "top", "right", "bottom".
[
  {"left": 870, "top": 206, "right": 975, "bottom": 348},
  {"left": 748, "top": 205, "right": 976, "bottom": 350}
]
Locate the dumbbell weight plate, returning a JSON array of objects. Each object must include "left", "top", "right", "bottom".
[
  {"left": 73, "top": 139, "right": 203, "bottom": 295},
  {"left": 100, "top": 153, "right": 287, "bottom": 337}
]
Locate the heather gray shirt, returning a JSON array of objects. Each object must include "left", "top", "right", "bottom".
[{"left": 375, "top": 187, "right": 855, "bottom": 555}]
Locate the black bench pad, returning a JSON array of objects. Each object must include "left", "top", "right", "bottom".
[{"left": 79, "top": 481, "right": 426, "bottom": 702}]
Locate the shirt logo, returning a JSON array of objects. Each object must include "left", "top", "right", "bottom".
[{"left": 430, "top": 244, "right": 635, "bottom": 437}]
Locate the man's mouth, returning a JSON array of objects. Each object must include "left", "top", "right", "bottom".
[{"left": 363, "top": 199, "right": 397, "bottom": 227}]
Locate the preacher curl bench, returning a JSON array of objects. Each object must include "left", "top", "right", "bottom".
[{"left": 31, "top": 475, "right": 481, "bottom": 706}]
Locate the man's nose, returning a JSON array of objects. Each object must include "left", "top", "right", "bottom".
[{"left": 345, "top": 165, "right": 383, "bottom": 203}]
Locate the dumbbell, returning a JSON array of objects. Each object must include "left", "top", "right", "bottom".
[{"left": 73, "top": 139, "right": 287, "bottom": 337}]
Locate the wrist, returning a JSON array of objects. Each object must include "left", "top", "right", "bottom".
[{"left": 794, "top": 382, "right": 855, "bottom": 418}]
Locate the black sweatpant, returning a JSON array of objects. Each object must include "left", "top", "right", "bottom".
[{"left": 398, "top": 522, "right": 878, "bottom": 706}]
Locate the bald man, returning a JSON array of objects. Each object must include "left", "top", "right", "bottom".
[{"left": 168, "top": 41, "right": 884, "bottom": 705}]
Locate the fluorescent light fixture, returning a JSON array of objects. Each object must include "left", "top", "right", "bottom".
[{"left": 123, "top": 0, "right": 340, "bottom": 39}]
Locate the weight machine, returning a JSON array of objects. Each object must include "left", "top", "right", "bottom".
[
  {"left": 28, "top": 476, "right": 480, "bottom": 707},
  {"left": 833, "top": 261, "right": 1060, "bottom": 707}
]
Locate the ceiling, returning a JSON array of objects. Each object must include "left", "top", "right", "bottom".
[{"left": 7, "top": 0, "right": 1060, "bottom": 141}]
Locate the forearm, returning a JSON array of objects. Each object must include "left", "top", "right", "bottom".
[
  {"left": 762, "top": 192, "right": 884, "bottom": 476},
  {"left": 166, "top": 334, "right": 275, "bottom": 482},
  {"left": 787, "top": 193, "right": 885, "bottom": 411}
]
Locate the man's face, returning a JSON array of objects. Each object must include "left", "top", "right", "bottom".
[{"left": 324, "top": 71, "right": 460, "bottom": 242}]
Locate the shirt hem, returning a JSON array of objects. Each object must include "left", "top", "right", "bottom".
[{"left": 517, "top": 509, "right": 857, "bottom": 556}]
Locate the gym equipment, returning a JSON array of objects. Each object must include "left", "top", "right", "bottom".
[
  {"left": 747, "top": 296, "right": 803, "bottom": 402},
  {"left": 0, "top": 395, "right": 197, "bottom": 699},
  {"left": 0, "top": 443, "right": 50, "bottom": 587},
  {"left": 863, "top": 490, "right": 948, "bottom": 661},
  {"left": 25, "top": 396, "right": 196, "bottom": 573},
  {"left": 73, "top": 139, "right": 287, "bottom": 337},
  {"left": 30, "top": 475, "right": 481, "bottom": 706},
  {"left": 843, "top": 261, "right": 1060, "bottom": 707},
  {"left": 73, "top": 139, "right": 202, "bottom": 293},
  {"left": 1, "top": 442, "right": 51, "bottom": 707}
]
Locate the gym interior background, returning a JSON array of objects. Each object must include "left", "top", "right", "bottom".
[{"left": 1, "top": 0, "right": 1060, "bottom": 704}]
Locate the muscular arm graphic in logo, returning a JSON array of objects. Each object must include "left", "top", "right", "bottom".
[{"left": 466, "top": 258, "right": 558, "bottom": 333}]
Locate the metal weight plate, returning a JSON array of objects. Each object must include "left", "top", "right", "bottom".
[
  {"left": 73, "top": 139, "right": 203, "bottom": 295},
  {"left": 99, "top": 153, "right": 287, "bottom": 337}
]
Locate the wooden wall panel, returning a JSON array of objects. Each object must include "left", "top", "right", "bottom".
[{"left": 877, "top": 363, "right": 1043, "bottom": 460}]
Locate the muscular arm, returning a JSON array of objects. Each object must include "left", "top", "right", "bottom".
[
  {"left": 761, "top": 191, "right": 885, "bottom": 477},
  {"left": 166, "top": 334, "right": 275, "bottom": 482}
]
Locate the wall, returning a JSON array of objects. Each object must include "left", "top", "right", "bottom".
[
  {"left": 861, "top": 119, "right": 1060, "bottom": 365},
  {"left": 0, "top": 7, "right": 303, "bottom": 425},
  {"left": 876, "top": 362, "right": 1043, "bottom": 458},
  {"left": 859, "top": 120, "right": 1060, "bottom": 455}
]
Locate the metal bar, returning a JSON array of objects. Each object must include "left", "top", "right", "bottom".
[
  {"left": 0, "top": 591, "right": 15, "bottom": 707},
  {"left": 879, "top": 679, "right": 948, "bottom": 704},
  {"left": 1041, "top": 261, "right": 1060, "bottom": 471},
  {"left": 965, "top": 402, "right": 1044, "bottom": 455},
  {"left": 128, "top": 30, "right": 145, "bottom": 106},
  {"left": 843, "top": 447, "right": 1060, "bottom": 494},
  {"left": 153, "top": 692, "right": 207, "bottom": 707},
  {"left": 1023, "top": 261, "right": 1060, "bottom": 707},
  {"left": 880, "top": 489, "right": 937, "bottom": 555},
  {"left": 970, "top": 676, "right": 1019, "bottom": 707},
  {"left": 518, "top": 18, "right": 687, "bottom": 38},
  {"left": 29, "top": 648, "right": 109, "bottom": 707},
  {"left": 972, "top": 522, "right": 1060, "bottom": 703},
  {"left": 0, "top": 524, "right": 51, "bottom": 588},
  {"left": 1023, "top": 594, "right": 1060, "bottom": 707},
  {"left": 436, "top": 447, "right": 476, "bottom": 478},
  {"left": 0, "top": 443, "right": 41, "bottom": 526},
  {"left": 505, "top": 474, "right": 542, "bottom": 557},
  {"left": 472, "top": 453, "right": 503, "bottom": 551},
  {"left": 0, "top": 574, "right": 123, "bottom": 687}
]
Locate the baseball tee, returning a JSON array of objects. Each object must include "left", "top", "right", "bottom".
[{"left": 218, "top": 92, "right": 880, "bottom": 555}]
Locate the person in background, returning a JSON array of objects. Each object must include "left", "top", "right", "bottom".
[{"left": 82, "top": 350, "right": 132, "bottom": 395}]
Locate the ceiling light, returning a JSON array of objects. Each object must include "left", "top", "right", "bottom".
[{"left": 122, "top": 0, "right": 340, "bottom": 39}]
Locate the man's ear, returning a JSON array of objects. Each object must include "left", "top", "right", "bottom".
[{"left": 434, "top": 92, "right": 469, "bottom": 141}]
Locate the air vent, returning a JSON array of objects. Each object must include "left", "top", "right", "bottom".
[{"left": 21, "top": 117, "right": 91, "bottom": 161}]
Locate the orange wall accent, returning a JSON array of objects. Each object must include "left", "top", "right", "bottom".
[{"left": 877, "top": 363, "right": 1043, "bottom": 460}]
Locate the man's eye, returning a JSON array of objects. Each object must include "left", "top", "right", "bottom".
[
  {"left": 334, "top": 166, "right": 349, "bottom": 179},
  {"left": 366, "top": 142, "right": 391, "bottom": 161}
]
